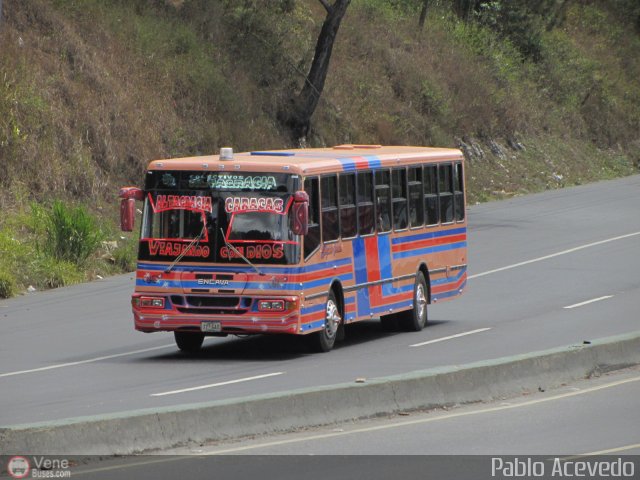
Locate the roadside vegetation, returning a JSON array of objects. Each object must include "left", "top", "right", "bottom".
[
  {"left": 0, "top": 0, "right": 639, "bottom": 297},
  {"left": 0, "top": 200, "right": 137, "bottom": 297}
]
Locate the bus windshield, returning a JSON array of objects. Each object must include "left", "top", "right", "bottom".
[{"left": 138, "top": 171, "right": 300, "bottom": 265}]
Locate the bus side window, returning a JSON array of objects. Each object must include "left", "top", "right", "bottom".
[
  {"left": 357, "top": 171, "right": 375, "bottom": 236},
  {"left": 321, "top": 175, "right": 339, "bottom": 242},
  {"left": 408, "top": 166, "right": 424, "bottom": 227},
  {"left": 392, "top": 168, "right": 408, "bottom": 230},
  {"left": 439, "top": 163, "right": 454, "bottom": 223},
  {"left": 424, "top": 165, "right": 439, "bottom": 225},
  {"left": 339, "top": 173, "right": 357, "bottom": 238},
  {"left": 454, "top": 162, "right": 465, "bottom": 222},
  {"left": 304, "top": 177, "right": 321, "bottom": 258},
  {"left": 375, "top": 170, "right": 392, "bottom": 233}
]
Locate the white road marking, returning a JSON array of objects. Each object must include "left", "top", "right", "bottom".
[
  {"left": 580, "top": 443, "right": 640, "bottom": 456},
  {"left": 0, "top": 344, "right": 175, "bottom": 379},
  {"left": 469, "top": 231, "right": 640, "bottom": 280},
  {"left": 200, "top": 374, "right": 640, "bottom": 455},
  {"left": 563, "top": 295, "right": 613, "bottom": 310},
  {"left": 410, "top": 328, "right": 491, "bottom": 347},
  {"left": 151, "top": 372, "right": 285, "bottom": 397},
  {"left": 72, "top": 374, "right": 640, "bottom": 474}
]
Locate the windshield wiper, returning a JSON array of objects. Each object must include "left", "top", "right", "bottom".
[
  {"left": 164, "top": 224, "right": 206, "bottom": 274},
  {"left": 219, "top": 228, "right": 265, "bottom": 276}
]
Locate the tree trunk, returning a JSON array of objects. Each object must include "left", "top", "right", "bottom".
[
  {"left": 285, "top": 0, "right": 351, "bottom": 142},
  {"left": 452, "top": 0, "right": 479, "bottom": 21},
  {"left": 419, "top": 0, "right": 429, "bottom": 29}
]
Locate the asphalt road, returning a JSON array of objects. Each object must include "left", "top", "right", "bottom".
[
  {"left": 1, "top": 175, "right": 639, "bottom": 426},
  {"left": 14, "top": 366, "right": 640, "bottom": 480},
  {"left": 173, "top": 365, "right": 640, "bottom": 456}
]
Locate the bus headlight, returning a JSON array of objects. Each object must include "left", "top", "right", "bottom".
[
  {"left": 139, "top": 296, "right": 165, "bottom": 308},
  {"left": 258, "top": 300, "right": 285, "bottom": 312}
]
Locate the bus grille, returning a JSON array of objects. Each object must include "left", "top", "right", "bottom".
[{"left": 171, "top": 295, "right": 252, "bottom": 315}]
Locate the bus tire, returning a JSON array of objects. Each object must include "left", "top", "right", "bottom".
[
  {"left": 174, "top": 331, "right": 205, "bottom": 352},
  {"left": 309, "top": 290, "right": 341, "bottom": 353},
  {"left": 400, "top": 271, "right": 428, "bottom": 332}
]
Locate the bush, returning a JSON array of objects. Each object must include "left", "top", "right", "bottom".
[
  {"left": 43, "top": 200, "right": 105, "bottom": 266},
  {"left": 0, "top": 271, "right": 18, "bottom": 299},
  {"left": 31, "top": 256, "right": 85, "bottom": 289},
  {"left": 112, "top": 237, "right": 139, "bottom": 272}
]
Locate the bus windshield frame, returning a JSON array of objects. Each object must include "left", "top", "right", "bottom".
[{"left": 138, "top": 170, "right": 301, "bottom": 265}]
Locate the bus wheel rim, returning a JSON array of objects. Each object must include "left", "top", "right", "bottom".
[
  {"left": 416, "top": 283, "right": 427, "bottom": 321},
  {"left": 325, "top": 300, "right": 340, "bottom": 338}
]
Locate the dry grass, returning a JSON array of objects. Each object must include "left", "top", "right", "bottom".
[
  {"left": 0, "top": 0, "right": 638, "bottom": 297},
  {"left": 0, "top": 0, "right": 638, "bottom": 210}
]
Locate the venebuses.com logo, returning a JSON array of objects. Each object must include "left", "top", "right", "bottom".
[
  {"left": 7, "top": 457, "right": 30, "bottom": 479},
  {"left": 6, "top": 456, "right": 71, "bottom": 478}
]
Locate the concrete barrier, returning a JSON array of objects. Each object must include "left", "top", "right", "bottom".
[{"left": 2, "top": 331, "right": 639, "bottom": 455}]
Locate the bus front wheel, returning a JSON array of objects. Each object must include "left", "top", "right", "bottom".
[
  {"left": 399, "top": 271, "right": 428, "bottom": 331},
  {"left": 309, "top": 290, "right": 341, "bottom": 353},
  {"left": 174, "top": 331, "right": 205, "bottom": 353}
]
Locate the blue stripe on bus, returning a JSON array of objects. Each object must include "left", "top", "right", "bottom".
[
  {"left": 137, "top": 257, "right": 352, "bottom": 275},
  {"left": 391, "top": 227, "right": 467, "bottom": 245},
  {"left": 344, "top": 295, "right": 356, "bottom": 321},
  {"left": 337, "top": 155, "right": 382, "bottom": 172},
  {"left": 378, "top": 235, "right": 408, "bottom": 297},
  {"left": 300, "top": 297, "right": 356, "bottom": 326},
  {"left": 371, "top": 299, "right": 414, "bottom": 315},
  {"left": 352, "top": 236, "right": 371, "bottom": 317},
  {"left": 250, "top": 151, "right": 295, "bottom": 156},
  {"left": 367, "top": 157, "right": 382, "bottom": 169},
  {"left": 339, "top": 159, "right": 358, "bottom": 172},
  {"left": 431, "top": 267, "right": 466, "bottom": 286},
  {"left": 137, "top": 273, "right": 354, "bottom": 292},
  {"left": 301, "top": 303, "right": 325, "bottom": 315},
  {"left": 392, "top": 241, "right": 468, "bottom": 260},
  {"left": 432, "top": 279, "right": 467, "bottom": 302},
  {"left": 300, "top": 320, "right": 325, "bottom": 332}
]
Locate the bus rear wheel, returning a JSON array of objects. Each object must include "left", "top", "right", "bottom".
[
  {"left": 399, "top": 271, "right": 428, "bottom": 331},
  {"left": 174, "top": 331, "right": 205, "bottom": 352},
  {"left": 309, "top": 290, "right": 341, "bottom": 353}
]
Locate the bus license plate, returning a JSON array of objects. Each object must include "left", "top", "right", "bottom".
[{"left": 201, "top": 321, "right": 221, "bottom": 333}]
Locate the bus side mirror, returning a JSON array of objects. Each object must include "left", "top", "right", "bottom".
[
  {"left": 291, "top": 190, "right": 309, "bottom": 236},
  {"left": 119, "top": 187, "right": 143, "bottom": 232}
]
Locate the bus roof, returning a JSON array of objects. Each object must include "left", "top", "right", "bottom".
[{"left": 146, "top": 145, "right": 463, "bottom": 176}]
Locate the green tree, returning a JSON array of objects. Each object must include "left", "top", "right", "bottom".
[{"left": 453, "top": 0, "right": 563, "bottom": 61}]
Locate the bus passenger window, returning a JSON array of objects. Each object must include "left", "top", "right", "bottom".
[
  {"left": 304, "top": 177, "right": 321, "bottom": 258},
  {"left": 392, "top": 169, "right": 408, "bottom": 230},
  {"left": 454, "top": 162, "right": 465, "bottom": 222},
  {"left": 375, "top": 170, "right": 392, "bottom": 233},
  {"left": 424, "top": 165, "right": 439, "bottom": 225},
  {"left": 339, "top": 174, "right": 357, "bottom": 238},
  {"left": 408, "top": 166, "right": 424, "bottom": 227},
  {"left": 439, "top": 163, "right": 454, "bottom": 223},
  {"left": 321, "top": 175, "right": 339, "bottom": 242},
  {"left": 357, "top": 171, "right": 375, "bottom": 236}
]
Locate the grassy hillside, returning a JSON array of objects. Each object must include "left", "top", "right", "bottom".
[{"left": 0, "top": 0, "right": 639, "bottom": 295}]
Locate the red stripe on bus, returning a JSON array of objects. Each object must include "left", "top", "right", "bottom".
[
  {"left": 431, "top": 272, "right": 467, "bottom": 294},
  {"left": 346, "top": 156, "right": 371, "bottom": 170},
  {"left": 391, "top": 234, "right": 467, "bottom": 253},
  {"left": 364, "top": 236, "right": 381, "bottom": 282}
]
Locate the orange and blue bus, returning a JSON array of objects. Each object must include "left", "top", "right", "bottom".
[{"left": 119, "top": 145, "right": 467, "bottom": 352}]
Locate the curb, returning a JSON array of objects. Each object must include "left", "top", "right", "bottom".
[{"left": 2, "top": 331, "right": 640, "bottom": 455}]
